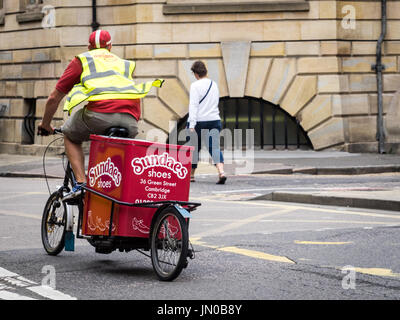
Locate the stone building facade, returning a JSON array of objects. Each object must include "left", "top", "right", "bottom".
[{"left": 0, "top": 0, "right": 399, "bottom": 154}]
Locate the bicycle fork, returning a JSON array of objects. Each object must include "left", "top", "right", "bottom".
[
  {"left": 53, "top": 185, "right": 75, "bottom": 251},
  {"left": 56, "top": 162, "right": 77, "bottom": 251}
]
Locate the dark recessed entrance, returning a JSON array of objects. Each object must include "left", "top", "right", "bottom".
[
  {"left": 219, "top": 97, "right": 312, "bottom": 150},
  {"left": 171, "top": 97, "right": 313, "bottom": 150}
]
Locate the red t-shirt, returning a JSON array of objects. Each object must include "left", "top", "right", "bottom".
[{"left": 56, "top": 57, "right": 141, "bottom": 121}]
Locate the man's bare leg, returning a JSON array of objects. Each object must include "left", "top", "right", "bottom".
[{"left": 64, "top": 136, "right": 86, "bottom": 183}]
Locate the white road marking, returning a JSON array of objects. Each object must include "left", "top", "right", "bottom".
[
  {"left": 190, "top": 196, "right": 400, "bottom": 220},
  {"left": 0, "top": 267, "right": 18, "bottom": 277},
  {"left": 27, "top": 285, "right": 77, "bottom": 300},
  {"left": 0, "top": 267, "right": 77, "bottom": 300},
  {"left": 211, "top": 186, "right": 390, "bottom": 194},
  {"left": 0, "top": 192, "right": 48, "bottom": 203},
  {"left": 0, "top": 290, "right": 36, "bottom": 300},
  {"left": 191, "top": 208, "right": 294, "bottom": 238},
  {"left": 211, "top": 187, "right": 316, "bottom": 194}
]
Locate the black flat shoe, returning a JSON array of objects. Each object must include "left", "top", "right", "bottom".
[{"left": 216, "top": 175, "right": 227, "bottom": 184}]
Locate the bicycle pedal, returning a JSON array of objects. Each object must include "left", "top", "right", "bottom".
[{"left": 187, "top": 249, "right": 195, "bottom": 260}]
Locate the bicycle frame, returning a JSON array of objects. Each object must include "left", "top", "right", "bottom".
[
  {"left": 58, "top": 159, "right": 200, "bottom": 243},
  {"left": 60, "top": 161, "right": 78, "bottom": 235},
  {"left": 51, "top": 130, "right": 200, "bottom": 243},
  {"left": 81, "top": 185, "right": 200, "bottom": 238}
]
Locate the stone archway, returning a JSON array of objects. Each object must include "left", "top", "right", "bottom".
[{"left": 139, "top": 41, "right": 345, "bottom": 151}]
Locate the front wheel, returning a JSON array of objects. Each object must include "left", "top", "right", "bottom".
[
  {"left": 41, "top": 191, "right": 67, "bottom": 255},
  {"left": 150, "top": 206, "right": 189, "bottom": 281}
]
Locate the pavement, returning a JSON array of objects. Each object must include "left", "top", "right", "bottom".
[{"left": 1, "top": 149, "right": 400, "bottom": 212}]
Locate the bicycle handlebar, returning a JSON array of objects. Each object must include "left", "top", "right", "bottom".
[{"left": 37, "top": 127, "right": 62, "bottom": 136}]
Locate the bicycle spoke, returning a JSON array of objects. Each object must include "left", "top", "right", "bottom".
[
  {"left": 155, "top": 216, "right": 182, "bottom": 273},
  {"left": 42, "top": 192, "right": 67, "bottom": 255}
]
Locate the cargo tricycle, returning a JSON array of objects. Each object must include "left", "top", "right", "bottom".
[{"left": 41, "top": 127, "right": 201, "bottom": 281}]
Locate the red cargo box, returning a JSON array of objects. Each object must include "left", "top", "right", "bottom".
[{"left": 82, "top": 135, "right": 193, "bottom": 238}]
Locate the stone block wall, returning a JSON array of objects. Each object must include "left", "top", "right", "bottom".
[{"left": 0, "top": 0, "right": 399, "bottom": 154}]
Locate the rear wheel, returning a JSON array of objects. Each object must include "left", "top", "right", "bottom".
[
  {"left": 41, "top": 191, "right": 67, "bottom": 255},
  {"left": 150, "top": 206, "right": 189, "bottom": 281}
]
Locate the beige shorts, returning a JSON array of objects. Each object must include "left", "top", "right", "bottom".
[{"left": 62, "top": 108, "right": 139, "bottom": 144}]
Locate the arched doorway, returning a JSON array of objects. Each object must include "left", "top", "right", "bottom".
[
  {"left": 170, "top": 97, "right": 312, "bottom": 150},
  {"left": 219, "top": 97, "right": 312, "bottom": 150}
]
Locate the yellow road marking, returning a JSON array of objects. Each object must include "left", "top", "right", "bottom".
[
  {"left": 218, "top": 246, "right": 295, "bottom": 264},
  {"left": 191, "top": 237, "right": 400, "bottom": 277},
  {"left": 191, "top": 237, "right": 400, "bottom": 275},
  {"left": 355, "top": 267, "right": 400, "bottom": 278},
  {"left": 342, "top": 266, "right": 400, "bottom": 278},
  {"left": 190, "top": 237, "right": 218, "bottom": 249},
  {"left": 295, "top": 240, "right": 352, "bottom": 245},
  {"left": 190, "top": 238, "right": 294, "bottom": 264},
  {"left": 0, "top": 209, "right": 41, "bottom": 220}
]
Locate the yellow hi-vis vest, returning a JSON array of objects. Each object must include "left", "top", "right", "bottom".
[{"left": 63, "top": 48, "right": 164, "bottom": 115}]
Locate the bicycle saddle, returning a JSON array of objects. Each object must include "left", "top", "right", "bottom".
[{"left": 105, "top": 127, "right": 129, "bottom": 138}]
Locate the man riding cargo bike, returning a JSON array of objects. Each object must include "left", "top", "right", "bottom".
[
  {"left": 38, "top": 30, "right": 200, "bottom": 281},
  {"left": 38, "top": 30, "right": 163, "bottom": 199}
]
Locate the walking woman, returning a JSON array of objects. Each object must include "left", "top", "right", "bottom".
[{"left": 187, "top": 61, "right": 227, "bottom": 184}]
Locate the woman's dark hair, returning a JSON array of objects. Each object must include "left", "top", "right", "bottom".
[{"left": 191, "top": 60, "right": 207, "bottom": 77}]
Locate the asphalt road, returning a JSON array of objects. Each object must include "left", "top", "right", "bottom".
[
  {"left": 1, "top": 175, "right": 400, "bottom": 301},
  {"left": 192, "top": 171, "right": 400, "bottom": 198}
]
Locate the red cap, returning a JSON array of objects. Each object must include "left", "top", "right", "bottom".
[{"left": 88, "top": 30, "right": 112, "bottom": 49}]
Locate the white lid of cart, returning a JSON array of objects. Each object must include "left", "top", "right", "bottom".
[{"left": 89, "top": 134, "right": 194, "bottom": 151}]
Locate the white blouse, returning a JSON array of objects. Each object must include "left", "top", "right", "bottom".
[{"left": 187, "top": 78, "right": 221, "bottom": 129}]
